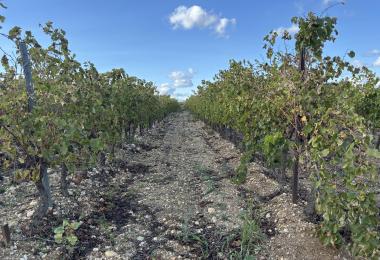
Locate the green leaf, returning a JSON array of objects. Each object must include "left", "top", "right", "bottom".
[
  {"left": 66, "top": 234, "right": 78, "bottom": 246},
  {"left": 90, "top": 138, "right": 103, "bottom": 152},
  {"left": 60, "top": 144, "right": 68, "bottom": 156},
  {"left": 1, "top": 54, "right": 9, "bottom": 68},
  {"left": 54, "top": 233, "right": 63, "bottom": 243},
  {"left": 53, "top": 226, "right": 64, "bottom": 234},
  {"left": 70, "top": 221, "right": 81, "bottom": 230},
  {"left": 8, "top": 26, "right": 21, "bottom": 39},
  {"left": 367, "top": 148, "right": 380, "bottom": 159},
  {"left": 320, "top": 148, "right": 330, "bottom": 157},
  {"left": 62, "top": 219, "right": 69, "bottom": 227},
  {"left": 348, "top": 51, "right": 355, "bottom": 58}
]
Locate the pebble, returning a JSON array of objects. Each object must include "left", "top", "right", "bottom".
[
  {"left": 207, "top": 207, "right": 216, "bottom": 214},
  {"left": 137, "top": 236, "right": 144, "bottom": 241},
  {"left": 104, "top": 250, "right": 118, "bottom": 257},
  {"left": 26, "top": 210, "right": 34, "bottom": 218},
  {"left": 29, "top": 200, "right": 37, "bottom": 207}
]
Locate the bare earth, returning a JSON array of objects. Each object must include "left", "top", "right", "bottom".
[{"left": 0, "top": 111, "right": 350, "bottom": 259}]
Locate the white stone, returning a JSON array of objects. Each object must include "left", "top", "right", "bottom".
[
  {"left": 104, "top": 250, "right": 118, "bottom": 257},
  {"left": 207, "top": 207, "right": 216, "bottom": 214},
  {"left": 26, "top": 210, "right": 34, "bottom": 218}
]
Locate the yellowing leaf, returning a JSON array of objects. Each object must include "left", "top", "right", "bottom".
[
  {"left": 321, "top": 149, "right": 330, "bottom": 157},
  {"left": 339, "top": 132, "right": 347, "bottom": 139}
]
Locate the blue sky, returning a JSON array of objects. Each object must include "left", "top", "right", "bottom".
[{"left": 1, "top": 0, "right": 379, "bottom": 100}]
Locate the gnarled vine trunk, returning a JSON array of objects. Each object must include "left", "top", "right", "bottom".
[
  {"left": 100, "top": 152, "right": 106, "bottom": 166},
  {"left": 292, "top": 46, "right": 307, "bottom": 204},
  {"left": 60, "top": 163, "right": 69, "bottom": 197},
  {"left": 34, "top": 161, "right": 53, "bottom": 217}
]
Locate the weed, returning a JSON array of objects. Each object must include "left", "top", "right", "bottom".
[
  {"left": 194, "top": 164, "right": 217, "bottom": 195},
  {"left": 179, "top": 212, "right": 192, "bottom": 243},
  {"left": 233, "top": 150, "right": 254, "bottom": 184},
  {"left": 190, "top": 234, "right": 210, "bottom": 258},
  {"left": 223, "top": 201, "right": 264, "bottom": 259},
  {"left": 54, "top": 219, "right": 82, "bottom": 247},
  {"left": 178, "top": 208, "right": 210, "bottom": 258},
  {"left": 216, "top": 202, "right": 227, "bottom": 210},
  {"left": 221, "top": 214, "right": 229, "bottom": 221}
]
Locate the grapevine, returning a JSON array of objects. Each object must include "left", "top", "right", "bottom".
[{"left": 186, "top": 12, "right": 380, "bottom": 257}]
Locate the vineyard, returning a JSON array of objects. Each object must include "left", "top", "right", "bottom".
[
  {"left": 0, "top": 2, "right": 380, "bottom": 260},
  {"left": 186, "top": 12, "right": 380, "bottom": 258}
]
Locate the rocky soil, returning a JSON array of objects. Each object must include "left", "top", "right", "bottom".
[{"left": 0, "top": 111, "right": 351, "bottom": 259}]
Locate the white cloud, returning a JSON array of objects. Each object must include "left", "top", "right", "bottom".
[
  {"left": 169, "top": 5, "right": 216, "bottom": 29},
  {"left": 158, "top": 83, "right": 170, "bottom": 95},
  {"left": 274, "top": 24, "right": 299, "bottom": 36},
  {"left": 169, "top": 68, "right": 195, "bottom": 88},
  {"left": 323, "top": 0, "right": 346, "bottom": 5},
  {"left": 365, "top": 49, "right": 380, "bottom": 57},
  {"left": 172, "top": 90, "right": 191, "bottom": 101},
  {"left": 374, "top": 56, "right": 380, "bottom": 67},
  {"left": 159, "top": 68, "right": 196, "bottom": 100},
  {"left": 215, "top": 18, "right": 236, "bottom": 36},
  {"left": 169, "top": 5, "right": 236, "bottom": 36}
]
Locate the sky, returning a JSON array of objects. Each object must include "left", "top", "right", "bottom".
[{"left": 0, "top": 0, "right": 379, "bottom": 100}]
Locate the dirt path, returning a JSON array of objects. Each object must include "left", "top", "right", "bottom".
[
  {"left": 0, "top": 111, "right": 349, "bottom": 259},
  {"left": 114, "top": 111, "right": 245, "bottom": 258}
]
